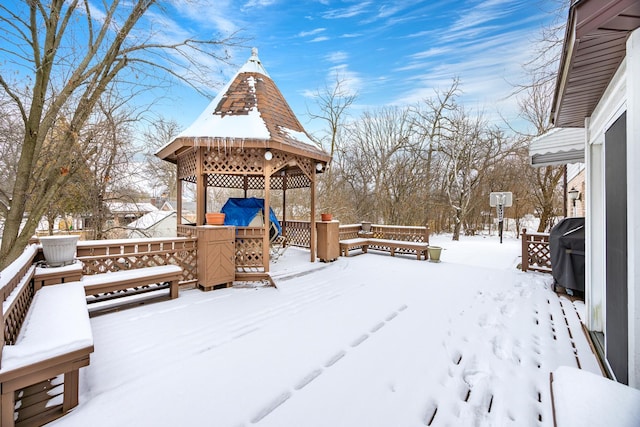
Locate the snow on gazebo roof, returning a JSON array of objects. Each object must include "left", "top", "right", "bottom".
[{"left": 156, "top": 48, "right": 330, "bottom": 163}]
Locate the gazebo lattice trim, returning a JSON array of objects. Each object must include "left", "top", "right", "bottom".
[
  {"left": 177, "top": 147, "right": 315, "bottom": 190},
  {"left": 204, "top": 174, "right": 311, "bottom": 190},
  {"left": 177, "top": 150, "right": 197, "bottom": 180},
  {"left": 271, "top": 151, "right": 314, "bottom": 179},
  {"left": 273, "top": 174, "right": 311, "bottom": 189},
  {"left": 203, "top": 148, "right": 264, "bottom": 175},
  {"left": 206, "top": 174, "right": 245, "bottom": 188}
]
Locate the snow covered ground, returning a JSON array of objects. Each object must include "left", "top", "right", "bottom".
[{"left": 50, "top": 234, "right": 603, "bottom": 426}]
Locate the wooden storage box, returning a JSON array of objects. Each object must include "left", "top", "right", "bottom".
[{"left": 196, "top": 226, "right": 235, "bottom": 291}]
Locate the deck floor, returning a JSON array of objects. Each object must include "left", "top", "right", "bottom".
[{"left": 49, "top": 238, "right": 601, "bottom": 427}]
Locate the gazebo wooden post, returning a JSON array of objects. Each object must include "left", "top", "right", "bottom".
[
  {"left": 243, "top": 175, "right": 249, "bottom": 198},
  {"left": 263, "top": 161, "right": 272, "bottom": 272},
  {"left": 196, "top": 149, "right": 206, "bottom": 225},
  {"left": 177, "top": 177, "right": 183, "bottom": 226},
  {"left": 310, "top": 167, "right": 317, "bottom": 262},
  {"left": 282, "top": 171, "right": 287, "bottom": 238}
]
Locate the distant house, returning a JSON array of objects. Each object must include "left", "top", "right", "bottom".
[
  {"left": 159, "top": 201, "right": 175, "bottom": 211},
  {"left": 530, "top": 0, "right": 640, "bottom": 387},
  {"left": 566, "top": 163, "right": 585, "bottom": 218},
  {"left": 127, "top": 210, "right": 177, "bottom": 238},
  {"left": 106, "top": 202, "right": 158, "bottom": 227}
]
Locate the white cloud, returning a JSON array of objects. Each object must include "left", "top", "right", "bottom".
[
  {"left": 171, "top": 0, "right": 240, "bottom": 35},
  {"left": 322, "top": 1, "right": 372, "bottom": 19},
  {"left": 300, "top": 88, "right": 316, "bottom": 99},
  {"left": 325, "top": 51, "right": 348, "bottom": 63},
  {"left": 409, "top": 47, "right": 451, "bottom": 60},
  {"left": 390, "top": 20, "right": 541, "bottom": 131},
  {"left": 449, "top": 0, "right": 518, "bottom": 33},
  {"left": 327, "top": 64, "right": 362, "bottom": 95},
  {"left": 298, "top": 28, "right": 326, "bottom": 37},
  {"left": 387, "top": 0, "right": 544, "bottom": 113},
  {"left": 376, "top": 4, "right": 404, "bottom": 19},
  {"left": 310, "top": 36, "right": 329, "bottom": 42},
  {"left": 242, "top": 0, "right": 278, "bottom": 9}
]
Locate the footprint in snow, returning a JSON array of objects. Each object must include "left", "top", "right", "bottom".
[
  {"left": 491, "top": 335, "right": 514, "bottom": 361},
  {"left": 478, "top": 313, "right": 500, "bottom": 328},
  {"left": 450, "top": 350, "right": 463, "bottom": 365},
  {"left": 250, "top": 392, "right": 291, "bottom": 423},
  {"left": 325, "top": 350, "right": 346, "bottom": 367},
  {"left": 500, "top": 304, "right": 515, "bottom": 317}
]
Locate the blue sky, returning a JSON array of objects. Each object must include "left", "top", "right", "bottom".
[
  {"left": 152, "top": 0, "right": 564, "bottom": 137},
  {"left": 3, "top": 0, "right": 564, "bottom": 137}
]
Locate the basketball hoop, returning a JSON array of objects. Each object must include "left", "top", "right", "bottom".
[{"left": 489, "top": 192, "right": 512, "bottom": 244}]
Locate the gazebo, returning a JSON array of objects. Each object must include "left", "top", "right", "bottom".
[{"left": 156, "top": 48, "right": 331, "bottom": 284}]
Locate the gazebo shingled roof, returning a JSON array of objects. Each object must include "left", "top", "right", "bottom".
[
  {"left": 156, "top": 48, "right": 330, "bottom": 166},
  {"left": 156, "top": 48, "right": 331, "bottom": 274}
]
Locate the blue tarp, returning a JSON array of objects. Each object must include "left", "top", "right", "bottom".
[{"left": 221, "top": 197, "right": 282, "bottom": 236}]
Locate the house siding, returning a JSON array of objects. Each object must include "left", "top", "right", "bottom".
[
  {"left": 626, "top": 28, "right": 640, "bottom": 388},
  {"left": 584, "top": 27, "right": 640, "bottom": 387}
]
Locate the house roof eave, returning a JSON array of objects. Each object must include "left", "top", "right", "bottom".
[{"left": 551, "top": 0, "right": 640, "bottom": 127}]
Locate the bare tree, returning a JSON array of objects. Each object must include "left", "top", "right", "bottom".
[
  {"left": 308, "top": 72, "right": 358, "bottom": 159},
  {"left": 30, "top": 93, "right": 143, "bottom": 238},
  {"left": 0, "top": 0, "right": 240, "bottom": 268},
  {"left": 477, "top": 146, "right": 537, "bottom": 237},
  {"left": 0, "top": 94, "right": 24, "bottom": 221},
  {"left": 505, "top": 0, "right": 571, "bottom": 232},
  {"left": 439, "top": 110, "right": 514, "bottom": 240},
  {"left": 516, "top": 73, "right": 566, "bottom": 232},
  {"left": 143, "top": 118, "right": 182, "bottom": 201},
  {"left": 512, "top": 0, "right": 570, "bottom": 96},
  {"left": 410, "top": 78, "right": 460, "bottom": 227},
  {"left": 341, "top": 107, "right": 416, "bottom": 224},
  {"left": 309, "top": 72, "right": 358, "bottom": 219},
  {"left": 81, "top": 98, "right": 141, "bottom": 239}
]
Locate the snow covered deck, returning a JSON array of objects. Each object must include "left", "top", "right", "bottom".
[{"left": 50, "top": 235, "right": 606, "bottom": 426}]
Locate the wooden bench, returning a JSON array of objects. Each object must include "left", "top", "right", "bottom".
[
  {"left": 369, "top": 239, "right": 430, "bottom": 260},
  {"left": 0, "top": 245, "right": 93, "bottom": 427},
  {"left": 339, "top": 238, "right": 370, "bottom": 257},
  {"left": 80, "top": 265, "right": 183, "bottom": 304},
  {"left": 340, "top": 237, "right": 429, "bottom": 260}
]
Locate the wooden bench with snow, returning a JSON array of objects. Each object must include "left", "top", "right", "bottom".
[
  {"left": 339, "top": 226, "right": 430, "bottom": 260},
  {"left": 339, "top": 238, "right": 370, "bottom": 257},
  {"left": 340, "top": 238, "right": 429, "bottom": 260},
  {"left": 79, "top": 265, "right": 183, "bottom": 305},
  {"left": 0, "top": 245, "right": 93, "bottom": 427}
]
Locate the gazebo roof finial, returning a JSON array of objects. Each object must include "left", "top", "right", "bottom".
[{"left": 239, "top": 47, "right": 269, "bottom": 76}]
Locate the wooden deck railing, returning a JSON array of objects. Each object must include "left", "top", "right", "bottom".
[
  {"left": 173, "top": 221, "right": 432, "bottom": 271},
  {"left": 283, "top": 221, "right": 431, "bottom": 250},
  {"left": 369, "top": 224, "right": 430, "bottom": 243},
  {"left": 235, "top": 227, "right": 265, "bottom": 272},
  {"left": 284, "top": 222, "right": 432, "bottom": 247},
  {"left": 76, "top": 237, "right": 198, "bottom": 285},
  {"left": 283, "top": 220, "right": 311, "bottom": 248},
  {"left": 338, "top": 224, "right": 362, "bottom": 240},
  {"left": 521, "top": 228, "right": 552, "bottom": 273}
]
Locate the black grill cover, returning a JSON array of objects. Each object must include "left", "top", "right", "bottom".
[{"left": 550, "top": 217, "right": 585, "bottom": 292}]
